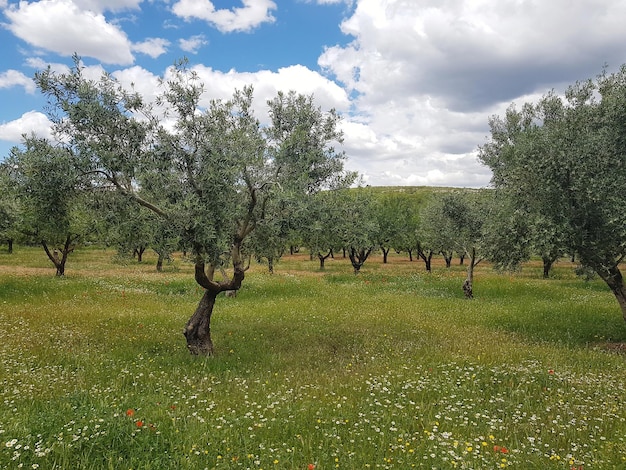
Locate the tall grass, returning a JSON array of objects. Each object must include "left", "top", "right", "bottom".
[{"left": 1, "top": 247, "right": 626, "bottom": 469}]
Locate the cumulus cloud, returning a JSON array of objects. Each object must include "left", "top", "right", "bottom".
[
  {"left": 4, "top": 0, "right": 134, "bottom": 65},
  {"left": 321, "top": 0, "right": 626, "bottom": 112},
  {"left": 314, "top": 0, "right": 626, "bottom": 186},
  {"left": 179, "top": 35, "right": 208, "bottom": 54},
  {"left": 178, "top": 64, "right": 350, "bottom": 120},
  {"left": 171, "top": 0, "right": 277, "bottom": 33},
  {"left": 24, "top": 58, "right": 72, "bottom": 75},
  {"left": 132, "top": 38, "right": 170, "bottom": 58},
  {"left": 112, "top": 65, "right": 162, "bottom": 105},
  {"left": 0, "top": 70, "right": 36, "bottom": 94},
  {"left": 0, "top": 111, "right": 53, "bottom": 143},
  {"left": 73, "top": 0, "right": 142, "bottom": 13}
]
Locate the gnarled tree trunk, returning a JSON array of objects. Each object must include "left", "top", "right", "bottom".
[
  {"left": 463, "top": 248, "right": 481, "bottom": 299},
  {"left": 184, "top": 288, "right": 218, "bottom": 356},
  {"left": 417, "top": 244, "right": 433, "bottom": 272},
  {"left": 349, "top": 247, "right": 372, "bottom": 274},
  {"left": 542, "top": 256, "right": 555, "bottom": 279},
  {"left": 596, "top": 264, "right": 626, "bottom": 323},
  {"left": 317, "top": 249, "right": 332, "bottom": 269},
  {"left": 183, "top": 244, "right": 246, "bottom": 355},
  {"left": 42, "top": 235, "right": 74, "bottom": 276},
  {"left": 381, "top": 246, "right": 390, "bottom": 263}
]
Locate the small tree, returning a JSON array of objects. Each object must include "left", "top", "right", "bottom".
[
  {"left": 339, "top": 189, "right": 379, "bottom": 274},
  {"left": 419, "top": 194, "right": 460, "bottom": 270},
  {"left": 7, "top": 137, "right": 93, "bottom": 276},
  {"left": 300, "top": 190, "right": 345, "bottom": 270},
  {"left": 0, "top": 164, "right": 21, "bottom": 253},
  {"left": 425, "top": 190, "right": 491, "bottom": 297}
]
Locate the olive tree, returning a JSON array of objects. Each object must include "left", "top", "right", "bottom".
[
  {"left": 423, "top": 190, "right": 492, "bottom": 297},
  {"left": 478, "top": 65, "right": 626, "bottom": 320},
  {"left": 35, "top": 58, "right": 351, "bottom": 354},
  {"left": 339, "top": 189, "right": 379, "bottom": 274},
  {"left": 419, "top": 194, "right": 460, "bottom": 269},
  {"left": 0, "top": 163, "right": 21, "bottom": 253},
  {"left": 300, "top": 190, "right": 346, "bottom": 269},
  {"left": 371, "top": 192, "right": 418, "bottom": 264},
  {"left": 6, "top": 137, "right": 95, "bottom": 276}
]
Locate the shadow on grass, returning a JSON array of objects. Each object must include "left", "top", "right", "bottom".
[{"left": 473, "top": 276, "right": 626, "bottom": 347}]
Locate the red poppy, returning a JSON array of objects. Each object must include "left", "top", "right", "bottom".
[
  {"left": 548, "top": 369, "right": 555, "bottom": 375},
  {"left": 136, "top": 420, "right": 144, "bottom": 427},
  {"left": 308, "top": 465, "right": 316, "bottom": 470},
  {"left": 493, "top": 445, "right": 509, "bottom": 454},
  {"left": 126, "top": 409, "right": 135, "bottom": 417}
]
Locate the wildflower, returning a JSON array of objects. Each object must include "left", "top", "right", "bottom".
[
  {"left": 126, "top": 409, "right": 135, "bottom": 417},
  {"left": 136, "top": 420, "right": 144, "bottom": 427},
  {"left": 308, "top": 464, "right": 316, "bottom": 470},
  {"left": 494, "top": 445, "right": 509, "bottom": 454},
  {"left": 548, "top": 369, "right": 555, "bottom": 375}
]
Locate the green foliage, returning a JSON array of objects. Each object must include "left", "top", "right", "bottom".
[
  {"left": 371, "top": 191, "right": 420, "bottom": 260},
  {"left": 0, "top": 163, "right": 21, "bottom": 249},
  {"left": 8, "top": 138, "right": 79, "bottom": 242},
  {"left": 34, "top": 57, "right": 352, "bottom": 282},
  {"left": 5, "top": 137, "right": 101, "bottom": 274},
  {"left": 479, "top": 64, "right": 626, "bottom": 312}
]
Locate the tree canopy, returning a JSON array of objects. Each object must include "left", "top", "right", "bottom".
[{"left": 479, "top": 64, "right": 626, "bottom": 320}]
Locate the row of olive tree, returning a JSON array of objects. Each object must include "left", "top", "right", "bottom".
[{"left": 4, "top": 61, "right": 626, "bottom": 345}]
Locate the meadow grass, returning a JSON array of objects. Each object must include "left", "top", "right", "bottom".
[{"left": 1, "top": 247, "right": 626, "bottom": 469}]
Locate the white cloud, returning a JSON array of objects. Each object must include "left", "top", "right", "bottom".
[
  {"left": 132, "top": 38, "right": 170, "bottom": 58},
  {"left": 112, "top": 66, "right": 162, "bottom": 105},
  {"left": 0, "top": 111, "right": 53, "bottom": 143},
  {"left": 4, "top": 0, "right": 134, "bottom": 65},
  {"left": 322, "top": 0, "right": 626, "bottom": 112},
  {"left": 314, "top": 0, "right": 626, "bottom": 186},
  {"left": 180, "top": 64, "right": 350, "bottom": 120},
  {"left": 171, "top": 0, "right": 277, "bottom": 33},
  {"left": 24, "top": 58, "right": 71, "bottom": 75},
  {"left": 0, "top": 70, "right": 36, "bottom": 94},
  {"left": 73, "top": 0, "right": 142, "bottom": 13},
  {"left": 179, "top": 35, "right": 208, "bottom": 54}
]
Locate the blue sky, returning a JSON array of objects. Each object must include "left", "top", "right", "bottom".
[{"left": 2, "top": 0, "right": 626, "bottom": 187}]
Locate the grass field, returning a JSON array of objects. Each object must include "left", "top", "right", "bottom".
[{"left": 1, "top": 247, "right": 626, "bottom": 469}]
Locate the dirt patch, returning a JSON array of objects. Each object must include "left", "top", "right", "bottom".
[
  {"left": 0, "top": 265, "right": 51, "bottom": 276},
  {"left": 595, "top": 342, "right": 626, "bottom": 353}
]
